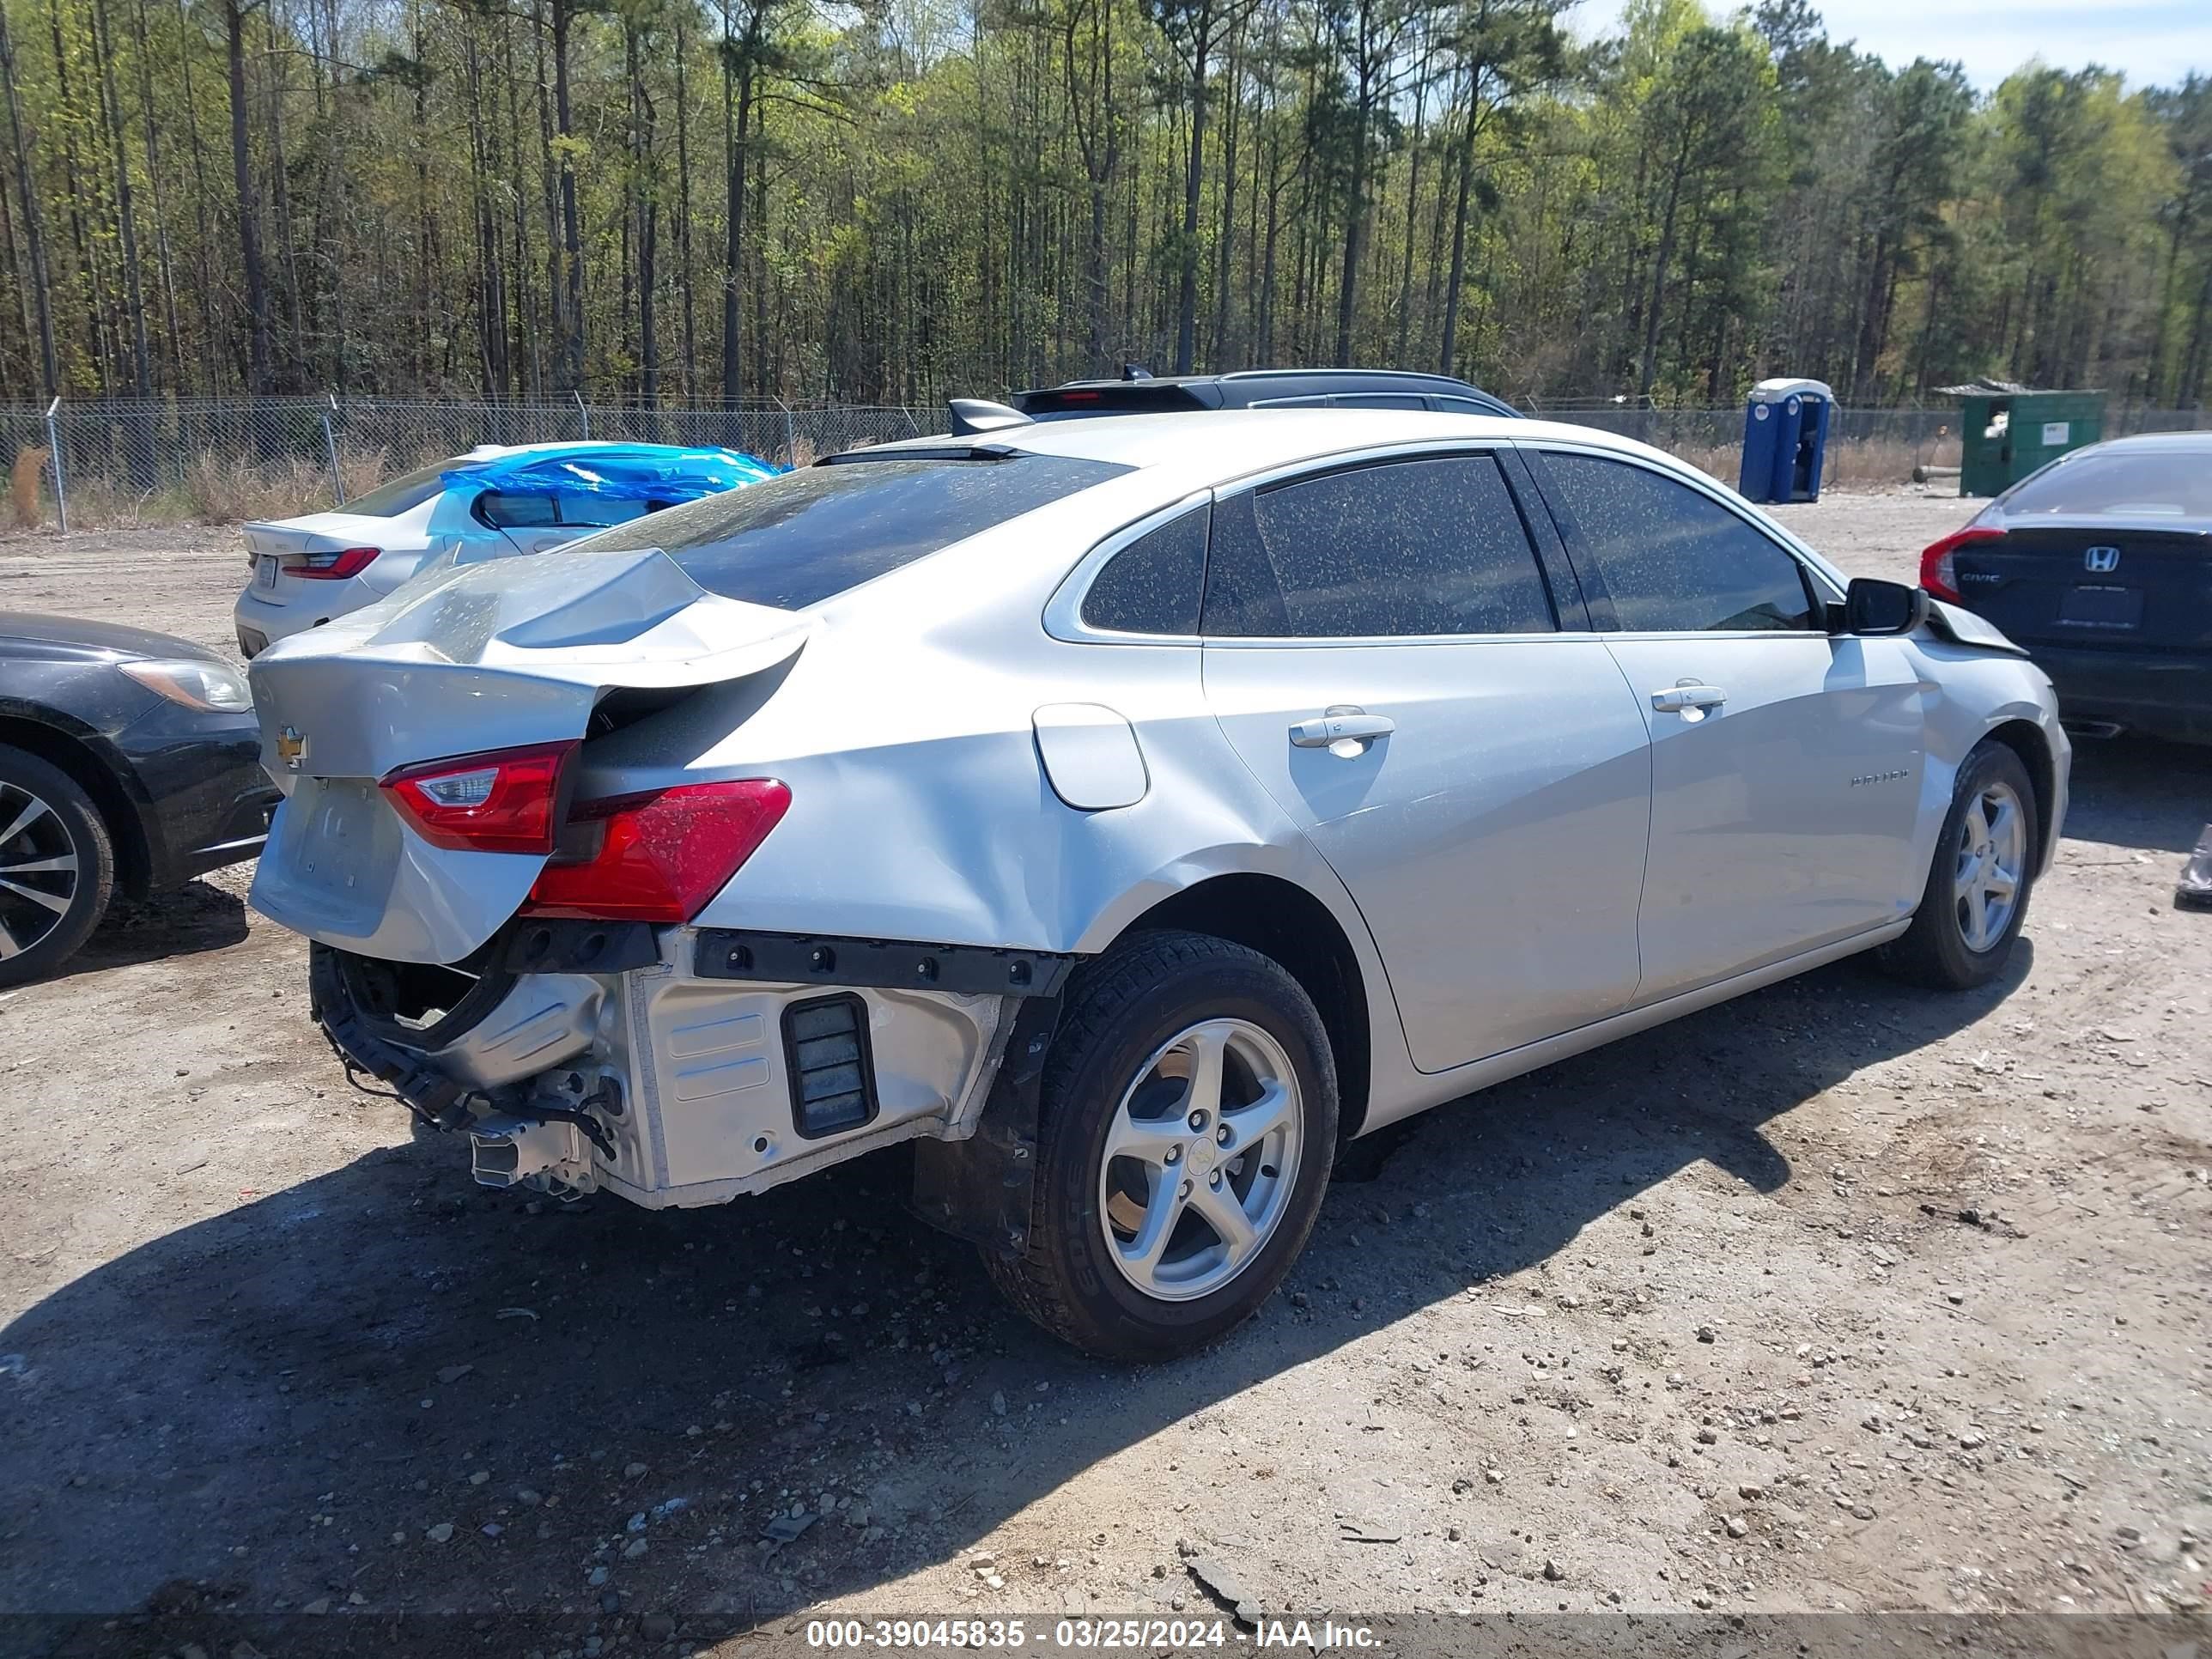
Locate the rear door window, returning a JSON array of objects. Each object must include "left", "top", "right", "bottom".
[
  {"left": 477, "top": 491, "right": 559, "bottom": 528},
  {"left": 555, "top": 492, "right": 656, "bottom": 529},
  {"left": 581, "top": 453, "right": 1132, "bottom": 611},
  {"left": 1540, "top": 452, "right": 1816, "bottom": 633},
  {"left": 1202, "top": 453, "right": 1557, "bottom": 638}
]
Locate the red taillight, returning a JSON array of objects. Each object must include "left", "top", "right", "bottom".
[
  {"left": 380, "top": 741, "right": 577, "bottom": 854},
  {"left": 293, "top": 546, "right": 380, "bottom": 580},
  {"left": 524, "top": 779, "right": 790, "bottom": 923},
  {"left": 1918, "top": 525, "right": 2003, "bottom": 603}
]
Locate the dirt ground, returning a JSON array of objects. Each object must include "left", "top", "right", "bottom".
[{"left": 2, "top": 490, "right": 2209, "bottom": 1653}]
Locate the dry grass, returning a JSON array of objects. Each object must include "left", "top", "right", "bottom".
[
  {"left": 1674, "top": 434, "right": 1963, "bottom": 493},
  {"left": 178, "top": 453, "right": 351, "bottom": 524},
  {"left": 11, "top": 449, "right": 426, "bottom": 532}
]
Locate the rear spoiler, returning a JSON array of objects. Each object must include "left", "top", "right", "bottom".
[
  {"left": 1012, "top": 383, "right": 1221, "bottom": 416},
  {"left": 1923, "top": 597, "right": 2029, "bottom": 658}
]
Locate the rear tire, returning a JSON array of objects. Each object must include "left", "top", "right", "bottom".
[
  {"left": 0, "top": 744, "right": 115, "bottom": 988},
  {"left": 984, "top": 930, "right": 1338, "bottom": 1361},
  {"left": 1880, "top": 741, "right": 2038, "bottom": 991}
]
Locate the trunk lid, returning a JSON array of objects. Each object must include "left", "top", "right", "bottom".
[
  {"left": 246, "top": 544, "right": 808, "bottom": 963},
  {"left": 242, "top": 510, "right": 413, "bottom": 562},
  {"left": 1954, "top": 521, "right": 2212, "bottom": 652}
]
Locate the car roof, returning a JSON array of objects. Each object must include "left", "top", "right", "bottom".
[
  {"left": 2071, "top": 430, "right": 2212, "bottom": 456},
  {"left": 1032, "top": 368, "right": 1494, "bottom": 394},
  {"left": 461, "top": 440, "right": 629, "bottom": 461},
  {"left": 860, "top": 406, "right": 1650, "bottom": 483},
  {"left": 1012, "top": 368, "right": 1521, "bottom": 416}
]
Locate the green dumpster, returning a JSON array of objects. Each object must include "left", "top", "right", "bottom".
[{"left": 1954, "top": 388, "right": 2105, "bottom": 497}]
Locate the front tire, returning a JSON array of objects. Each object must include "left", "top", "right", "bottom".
[
  {"left": 0, "top": 744, "right": 115, "bottom": 988},
  {"left": 984, "top": 930, "right": 1338, "bottom": 1361},
  {"left": 1880, "top": 740, "right": 2039, "bottom": 991}
]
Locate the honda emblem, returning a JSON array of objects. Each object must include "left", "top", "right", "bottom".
[{"left": 2083, "top": 545, "right": 2120, "bottom": 574}]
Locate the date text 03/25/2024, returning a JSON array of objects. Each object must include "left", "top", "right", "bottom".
[{"left": 801, "top": 1618, "right": 1381, "bottom": 1650}]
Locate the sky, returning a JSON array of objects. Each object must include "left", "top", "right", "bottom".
[{"left": 1566, "top": 0, "right": 2212, "bottom": 88}]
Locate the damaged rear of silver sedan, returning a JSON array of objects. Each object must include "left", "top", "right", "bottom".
[{"left": 249, "top": 409, "right": 2069, "bottom": 1359}]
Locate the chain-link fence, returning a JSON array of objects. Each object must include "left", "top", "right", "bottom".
[
  {"left": 3, "top": 394, "right": 2209, "bottom": 528},
  {"left": 1518, "top": 401, "right": 2212, "bottom": 488},
  {"left": 0, "top": 397, "right": 930, "bottom": 529}
]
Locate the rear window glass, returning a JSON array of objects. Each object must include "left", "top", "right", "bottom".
[
  {"left": 580, "top": 453, "right": 1131, "bottom": 610},
  {"left": 344, "top": 457, "right": 469, "bottom": 517},
  {"left": 2000, "top": 448, "right": 2212, "bottom": 519}
]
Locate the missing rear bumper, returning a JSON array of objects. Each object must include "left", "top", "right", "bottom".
[{"left": 310, "top": 930, "right": 1024, "bottom": 1208}]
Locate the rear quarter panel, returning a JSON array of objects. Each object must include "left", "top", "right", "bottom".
[{"left": 572, "top": 484, "right": 1416, "bottom": 1088}]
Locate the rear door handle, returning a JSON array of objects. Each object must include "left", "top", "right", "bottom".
[
  {"left": 1650, "top": 684, "right": 1727, "bottom": 714},
  {"left": 1290, "top": 707, "right": 1396, "bottom": 750}
]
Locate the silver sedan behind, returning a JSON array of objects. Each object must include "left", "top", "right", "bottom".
[{"left": 243, "top": 409, "right": 2069, "bottom": 1358}]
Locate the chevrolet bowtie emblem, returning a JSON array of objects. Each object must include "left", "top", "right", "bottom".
[{"left": 276, "top": 726, "right": 307, "bottom": 769}]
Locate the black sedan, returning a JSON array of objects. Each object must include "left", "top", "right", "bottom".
[
  {"left": 1919, "top": 431, "right": 2212, "bottom": 744},
  {"left": 0, "top": 613, "right": 278, "bottom": 984}
]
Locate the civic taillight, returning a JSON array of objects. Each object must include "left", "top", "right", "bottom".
[
  {"left": 380, "top": 741, "right": 578, "bottom": 854},
  {"left": 523, "top": 779, "right": 790, "bottom": 923},
  {"left": 293, "top": 546, "right": 380, "bottom": 580},
  {"left": 1917, "top": 525, "right": 2004, "bottom": 604}
]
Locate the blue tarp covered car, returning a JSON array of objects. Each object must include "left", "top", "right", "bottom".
[{"left": 236, "top": 439, "right": 785, "bottom": 657}]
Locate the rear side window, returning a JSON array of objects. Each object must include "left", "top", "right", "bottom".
[
  {"left": 1328, "top": 393, "right": 1427, "bottom": 410},
  {"left": 1998, "top": 447, "right": 2212, "bottom": 518},
  {"left": 582, "top": 453, "right": 1131, "bottom": 611},
  {"left": 1542, "top": 453, "right": 1814, "bottom": 633},
  {"left": 1203, "top": 454, "right": 1556, "bottom": 639},
  {"left": 1081, "top": 504, "right": 1209, "bottom": 635},
  {"left": 1436, "top": 394, "right": 1517, "bottom": 418}
]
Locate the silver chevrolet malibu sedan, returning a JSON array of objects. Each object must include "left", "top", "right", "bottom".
[{"left": 246, "top": 409, "right": 2069, "bottom": 1359}]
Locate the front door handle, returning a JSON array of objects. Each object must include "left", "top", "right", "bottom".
[
  {"left": 1290, "top": 707, "right": 1396, "bottom": 751},
  {"left": 1650, "top": 683, "right": 1727, "bottom": 714}
]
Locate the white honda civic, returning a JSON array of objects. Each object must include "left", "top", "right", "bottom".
[{"left": 245, "top": 408, "right": 2069, "bottom": 1359}]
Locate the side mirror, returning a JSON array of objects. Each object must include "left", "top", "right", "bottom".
[{"left": 1835, "top": 577, "right": 1929, "bottom": 636}]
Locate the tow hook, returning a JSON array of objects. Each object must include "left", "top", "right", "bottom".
[
  {"left": 470, "top": 1115, "right": 586, "bottom": 1188},
  {"left": 467, "top": 1075, "right": 622, "bottom": 1190}
]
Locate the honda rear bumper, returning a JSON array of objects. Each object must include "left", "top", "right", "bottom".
[{"left": 2033, "top": 645, "right": 2212, "bottom": 744}]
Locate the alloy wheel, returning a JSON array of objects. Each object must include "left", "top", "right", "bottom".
[
  {"left": 1953, "top": 779, "right": 2025, "bottom": 952},
  {"left": 1097, "top": 1018, "right": 1304, "bottom": 1303},
  {"left": 0, "top": 781, "right": 82, "bottom": 962}
]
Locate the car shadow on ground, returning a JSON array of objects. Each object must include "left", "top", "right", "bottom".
[
  {"left": 2061, "top": 733, "right": 2208, "bottom": 856},
  {"left": 2, "top": 927, "right": 2030, "bottom": 1652},
  {"left": 44, "top": 878, "right": 251, "bottom": 981}
]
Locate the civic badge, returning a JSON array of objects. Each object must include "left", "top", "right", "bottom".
[
  {"left": 276, "top": 725, "right": 308, "bottom": 769},
  {"left": 2084, "top": 545, "right": 2120, "bottom": 573}
]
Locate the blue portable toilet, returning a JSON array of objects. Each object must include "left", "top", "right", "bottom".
[{"left": 1737, "top": 377, "right": 1833, "bottom": 504}]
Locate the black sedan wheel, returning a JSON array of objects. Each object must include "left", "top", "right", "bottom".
[{"left": 0, "top": 745, "right": 115, "bottom": 987}]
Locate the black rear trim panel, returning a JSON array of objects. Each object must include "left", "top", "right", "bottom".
[{"left": 696, "top": 929, "right": 1074, "bottom": 997}]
